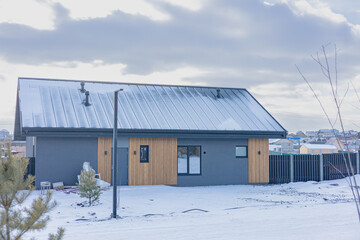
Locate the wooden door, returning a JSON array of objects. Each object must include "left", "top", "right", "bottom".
[
  {"left": 248, "top": 139, "right": 269, "bottom": 183},
  {"left": 97, "top": 137, "right": 112, "bottom": 183},
  {"left": 128, "top": 137, "right": 177, "bottom": 185}
]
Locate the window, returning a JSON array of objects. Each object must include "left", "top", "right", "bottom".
[
  {"left": 140, "top": 145, "right": 149, "bottom": 163},
  {"left": 236, "top": 146, "right": 247, "bottom": 158},
  {"left": 177, "top": 146, "right": 201, "bottom": 175}
]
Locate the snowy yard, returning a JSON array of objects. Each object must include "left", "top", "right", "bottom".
[{"left": 27, "top": 177, "right": 360, "bottom": 240}]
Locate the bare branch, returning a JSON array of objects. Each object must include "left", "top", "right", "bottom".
[
  {"left": 311, "top": 53, "right": 329, "bottom": 78},
  {"left": 295, "top": 64, "right": 335, "bottom": 130},
  {"left": 335, "top": 44, "right": 338, "bottom": 100},
  {"left": 296, "top": 45, "right": 360, "bottom": 221},
  {"left": 351, "top": 80, "right": 360, "bottom": 104}
]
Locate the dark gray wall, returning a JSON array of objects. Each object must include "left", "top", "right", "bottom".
[
  {"left": 177, "top": 138, "right": 248, "bottom": 186},
  {"left": 33, "top": 135, "right": 249, "bottom": 188},
  {"left": 117, "top": 136, "right": 129, "bottom": 148},
  {"left": 117, "top": 147, "right": 128, "bottom": 185},
  {"left": 35, "top": 137, "right": 98, "bottom": 188}
]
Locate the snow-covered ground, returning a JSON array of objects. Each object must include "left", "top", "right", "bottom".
[{"left": 27, "top": 177, "right": 360, "bottom": 239}]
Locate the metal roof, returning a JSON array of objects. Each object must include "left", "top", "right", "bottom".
[
  {"left": 302, "top": 144, "right": 337, "bottom": 150},
  {"left": 16, "top": 77, "right": 286, "bottom": 135}
]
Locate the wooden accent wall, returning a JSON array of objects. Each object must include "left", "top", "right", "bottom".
[
  {"left": 97, "top": 137, "right": 112, "bottom": 184},
  {"left": 129, "top": 137, "right": 177, "bottom": 186},
  {"left": 248, "top": 139, "right": 269, "bottom": 183}
]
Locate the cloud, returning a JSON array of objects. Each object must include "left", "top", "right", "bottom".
[
  {"left": 284, "top": 0, "right": 347, "bottom": 24},
  {"left": 0, "top": 0, "right": 55, "bottom": 30},
  {"left": 0, "top": 0, "right": 358, "bottom": 78},
  {"left": 0, "top": 0, "right": 174, "bottom": 31},
  {"left": 249, "top": 80, "right": 360, "bottom": 132},
  {"left": 157, "top": 0, "right": 206, "bottom": 11},
  {"left": 274, "top": 0, "right": 360, "bottom": 36},
  {"left": 264, "top": 1, "right": 275, "bottom": 7},
  {"left": 0, "top": 0, "right": 360, "bottom": 132},
  {"left": 54, "top": 0, "right": 170, "bottom": 21}
]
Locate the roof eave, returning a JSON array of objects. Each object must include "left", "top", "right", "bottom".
[{"left": 22, "top": 127, "right": 287, "bottom": 139}]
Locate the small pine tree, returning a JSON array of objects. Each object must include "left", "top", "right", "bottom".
[
  {"left": 0, "top": 142, "right": 64, "bottom": 240},
  {"left": 77, "top": 166, "right": 102, "bottom": 206}
]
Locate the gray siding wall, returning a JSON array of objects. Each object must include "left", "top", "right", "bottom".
[
  {"left": 32, "top": 135, "right": 249, "bottom": 188},
  {"left": 117, "top": 136, "right": 129, "bottom": 148},
  {"left": 35, "top": 137, "right": 98, "bottom": 188},
  {"left": 26, "top": 137, "right": 35, "bottom": 158},
  {"left": 177, "top": 138, "right": 248, "bottom": 186}
]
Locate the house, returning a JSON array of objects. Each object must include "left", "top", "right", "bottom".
[
  {"left": 309, "top": 140, "right": 327, "bottom": 144},
  {"left": 300, "top": 144, "right": 338, "bottom": 154},
  {"left": 14, "top": 77, "right": 287, "bottom": 188},
  {"left": 344, "top": 130, "right": 358, "bottom": 138},
  {"left": 269, "top": 139, "right": 294, "bottom": 154},
  {"left": 0, "top": 129, "right": 11, "bottom": 140},
  {"left": 305, "top": 130, "right": 317, "bottom": 138},
  {"left": 326, "top": 137, "right": 344, "bottom": 151},
  {"left": 0, "top": 141, "right": 5, "bottom": 158},
  {"left": 295, "top": 131, "right": 307, "bottom": 139},
  {"left": 318, "top": 129, "right": 339, "bottom": 139},
  {"left": 0, "top": 141, "right": 26, "bottom": 158}
]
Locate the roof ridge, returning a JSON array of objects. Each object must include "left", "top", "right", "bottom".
[{"left": 18, "top": 77, "right": 247, "bottom": 90}]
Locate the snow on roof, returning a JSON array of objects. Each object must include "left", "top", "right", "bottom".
[
  {"left": 269, "top": 139, "right": 280, "bottom": 144},
  {"left": 16, "top": 78, "right": 286, "bottom": 133},
  {"left": 303, "top": 144, "right": 337, "bottom": 150}
]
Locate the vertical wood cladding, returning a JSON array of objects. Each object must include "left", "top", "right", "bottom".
[
  {"left": 248, "top": 139, "right": 269, "bottom": 183},
  {"left": 129, "top": 137, "right": 177, "bottom": 185},
  {"left": 97, "top": 137, "right": 112, "bottom": 184}
]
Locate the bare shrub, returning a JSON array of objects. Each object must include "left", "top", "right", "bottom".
[{"left": 296, "top": 44, "right": 360, "bottom": 221}]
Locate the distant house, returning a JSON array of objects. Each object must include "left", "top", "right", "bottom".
[
  {"left": 306, "top": 131, "right": 318, "bottom": 138},
  {"left": 0, "top": 129, "right": 11, "bottom": 140},
  {"left": 295, "top": 131, "right": 307, "bottom": 138},
  {"left": 14, "top": 78, "right": 287, "bottom": 188},
  {"left": 309, "top": 140, "right": 327, "bottom": 144},
  {"left": 326, "top": 137, "right": 344, "bottom": 151},
  {"left": 0, "top": 141, "right": 26, "bottom": 158},
  {"left": 10, "top": 141, "right": 26, "bottom": 157},
  {"left": 0, "top": 142, "right": 5, "bottom": 158},
  {"left": 300, "top": 144, "right": 338, "bottom": 154},
  {"left": 287, "top": 133, "right": 296, "bottom": 138},
  {"left": 318, "top": 129, "right": 339, "bottom": 139},
  {"left": 269, "top": 139, "right": 294, "bottom": 154},
  {"left": 344, "top": 130, "right": 358, "bottom": 137}
]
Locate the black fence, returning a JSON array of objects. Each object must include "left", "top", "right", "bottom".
[
  {"left": 269, "top": 152, "right": 358, "bottom": 184},
  {"left": 294, "top": 154, "right": 320, "bottom": 182},
  {"left": 269, "top": 155, "right": 290, "bottom": 184},
  {"left": 323, "top": 153, "right": 357, "bottom": 180}
]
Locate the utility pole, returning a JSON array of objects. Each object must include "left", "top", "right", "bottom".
[{"left": 112, "top": 88, "right": 123, "bottom": 218}]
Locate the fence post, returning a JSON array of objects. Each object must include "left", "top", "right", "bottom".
[
  {"left": 357, "top": 151, "right": 359, "bottom": 175},
  {"left": 319, "top": 154, "right": 323, "bottom": 181},
  {"left": 290, "top": 155, "right": 294, "bottom": 182}
]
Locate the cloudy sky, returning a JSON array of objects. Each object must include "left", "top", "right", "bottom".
[{"left": 1, "top": 0, "right": 360, "bottom": 134}]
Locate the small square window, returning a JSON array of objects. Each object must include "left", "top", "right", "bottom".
[
  {"left": 236, "top": 146, "right": 247, "bottom": 158},
  {"left": 140, "top": 145, "right": 149, "bottom": 163}
]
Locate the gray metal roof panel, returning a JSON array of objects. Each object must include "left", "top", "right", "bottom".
[{"left": 17, "top": 77, "right": 286, "bottom": 133}]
